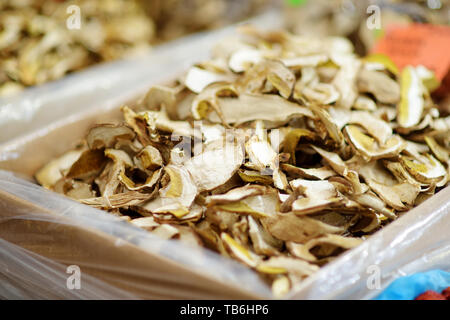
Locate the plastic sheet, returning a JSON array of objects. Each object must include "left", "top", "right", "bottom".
[{"left": 0, "top": 10, "right": 449, "bottom": 300}]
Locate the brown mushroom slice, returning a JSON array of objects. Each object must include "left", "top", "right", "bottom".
[
  {"left": 184, "top": 141, "right": 244, "bottom": 192},
  {"left": 221, "top": 232, "right": 259, "bottom": 268},
  {"left": 134, "top": 145, "right": 163, "bottom": 171},
  {"left": 281, "top": 128, "right": 316, "bottom": 164},
  {"left": 119, "top": 168, "right": 162, "bottom": 192},
  {"left": 191, "top": 82, "right": 237, "bottom": 123},
  {"left": 350, "top": 191, "right": 396, "bottom": 219},
  {"left": 35, "top": 149, "right": 83, "bottom": 188},
  {"left": 397, "top": 66, "right": 426, "bottom": 129},
  {"left": 262, "top": 212, "right": 343, "bottom": 244},
  {"left": 367, "top": 179, "right": 420, "bottom": 211},
  {"left": 310, "top": 105, "right": 344, "bottom": 149},
  {"left": 399, "top": 154, "right": 447, "bottom": 184},
  {"left": 248, "top": 216, "right": 283, "bottom": 256},
  {"left": 211, "top": 93, "right": 314, "bottom": 125},
  {"left": 80, "top": 190, "right": 155, "bottom": 209},
  {"left": 238, "top": 169, "right": 273, "bottom": 184},
  {"left": 344, "top": 125, "right": 405, "bottom": 161},
  {"left": 86, "top": 124, "right": 135, "bottom": 149},
  {"left": 288, "top": 234, "right": 362, "bottom": 262},
  {"left": 184, "top": 66, "right": 232, "bottom": 94},
  {"left": 66, "top": 149, "right": 107, "bottom": 181},
  {"left": 357, "top": 69, "right": 400, "bottom": 104},
  {"left": 256, "top": 256, "right": 319, "bottom": 278}
]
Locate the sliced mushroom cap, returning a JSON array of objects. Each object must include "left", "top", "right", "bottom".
[
  {"left": 357, "top": 69, "right": 400, "bottom": 104},
  {"left": 86, "top": 124, "right": 135, "bottom": 149},
  {"left": 397, "top": 66, "right": 426, "bottom": 129},
  {"left": 344, "top": 125, "right": 405, "bottom": 161},
  {"left": 35, "top": 149, "right": 83, "bottom": 188},
  {"left": 184, "top": 66, "right": 232, "bottom": 94},
  {"left": 262, "top": 212, "right": 343, "bottom": 243},
  {"left": 211, "top": 93, "right": 314, "bottom": 125}
]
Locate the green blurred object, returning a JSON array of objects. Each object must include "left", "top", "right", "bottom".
[{"left": 286, "top": 0, "right": 308, "bottom": 7}]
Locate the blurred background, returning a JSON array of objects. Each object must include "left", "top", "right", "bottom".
[{"left": 0, "top": 0, "right": 449, "bottom": 99}]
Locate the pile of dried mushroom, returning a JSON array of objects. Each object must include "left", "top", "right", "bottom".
[
  {"left": 36, "top": 26, "right": 450, "bottom": 297},
  {"left": 0, "top": 0, "right": 154, "bottom": 96},
  {"left": 0, "top": 0, "right": 268, "bottom": 96}
]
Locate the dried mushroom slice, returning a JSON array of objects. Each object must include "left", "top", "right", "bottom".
[
  {"left": 399, "top": 154, "right": 446, "bottom": 184},
  {"left": 290, "top": 179, "right": 343, "bottom": 215},
  {"left": 287, "top": 234, "right": 362, "bottom": 262},
  {"left": 184, "top": 141, "right": 244, "bottom": 192},
  {"left": 366, "top": 179, "right": 420, "bottom": 211},
  {"left": 344, "top": 125, "right": 405, "bottom": 161},
  {"left": 35, "top": 149, "right": 83, "bottom": 188},
  {"left": 87, "top": 124, "right": 135, "bottom": 149},
  {"left": 34, "top": 25, "right": 450, "bottom": 296},
  {"left": 357, "top": 69, "right": 400, "bottom": 104},
  {"left": 191, "top": 82, "right": 237, "bottom": 122},
  {"left": 262, "top": 212, "right": 344, "bottom": 243},
  {"left": 221, "top": 232, "right": 259, "bottom": 267},
  {"left": 211, "top": 93, "right": 314, "bottom": 125},
  {"left": 184, "top": 66, "right": 233, "bottom": 94},
  {"left": 66, "top": 149, "right": 107, "bottom": 181},
  {"left": 256, "top": 256, "right": 319, "bottom": 278},
  {"left": 397, "top": 66, "right": 426, "bottom": 129}
]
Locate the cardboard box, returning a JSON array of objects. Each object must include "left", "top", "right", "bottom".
[{"left": 0, "top": 12, "right": 449, "bottom": 299}]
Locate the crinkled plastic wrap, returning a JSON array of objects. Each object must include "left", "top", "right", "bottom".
[{"left": 0, "top": 10, "right": 449, "bottom": 300}]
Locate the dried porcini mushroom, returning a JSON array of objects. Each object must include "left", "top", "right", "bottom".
[{"left": 36, "top": 27, "right": 450, "bottom": 297}]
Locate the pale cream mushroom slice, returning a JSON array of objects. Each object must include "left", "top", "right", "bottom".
[
  {"left": 138, "top": 165, "right": 198, "bottom": 218},
  {"left": 289, "top": 179, "right": 343, "bottom": 215},
  {"left": 228, "top": 48, "right": 263, "bottom": 73},
  {"left": 397, "top": 66, "right": 426, "bottom": 129},
  {"left": 287, "top": 234, "right": 362, "bottom": 262},
  {"left": 86, "top": 123, "right": 135, "bottom": 149},
  {"left": 357, "top": 69, "right": 400, "bottom": 104},
  {"left": 184, "top": 66, "right": 233, "bottom": 94},
  {"left": 344, "top": 125, "right": 405, "bottom": 161},
  {"left": 262, "top": 212, "right": 343, "bottom": 244},
  {"left": 221, "top": 232, "right": 260, "bottom": 268},
  {"left": 256, "top": 256, "right": 319, "bottom": 278},
  {"left": 184, "top": 141, "right": 244, "bottom": 192},
  {"left": 399, "top": 154, "right": 447, "bottom": 184},
  {"left": 211, "top": 93, "right": 314, "bottom": 125},
  {"left": 191, "top": 82, "right": 237, "bottom": 123},
  {"left": 35, "top": 149, "right": 83, "bottom": 188},
  {"left": 247, "top": 215, "right": 283, "bottom": 256},
  {"left": 366, "top": 179, "right": 420, "bottom": 211},
  {"left": 209, "top": 191, "right": 279, "bottom": 220}
]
